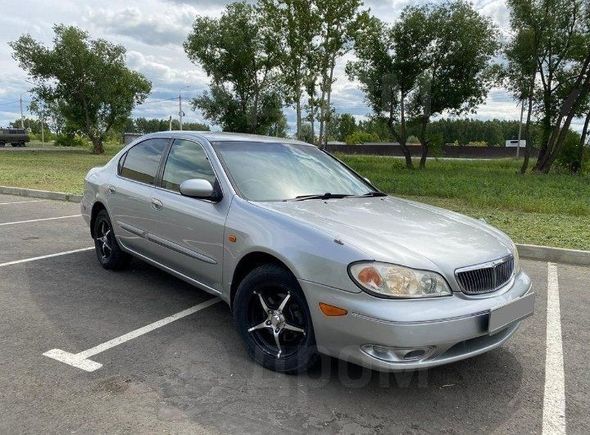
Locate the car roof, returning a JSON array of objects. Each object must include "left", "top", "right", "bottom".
[{"left": 139, "top": 131, "right": 314, "bottom": 147}]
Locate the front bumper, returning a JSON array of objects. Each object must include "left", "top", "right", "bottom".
[{"left": 299, "top": 271, "right": 533, "bottom": 371}]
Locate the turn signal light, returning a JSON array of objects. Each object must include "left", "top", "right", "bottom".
[{"left": 319, "top": 303, "right": 348, "bottom": 316}]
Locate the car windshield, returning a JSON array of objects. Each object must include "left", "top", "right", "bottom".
[{"left": 212, "top": 141, "right": 376, "bottom": 201}]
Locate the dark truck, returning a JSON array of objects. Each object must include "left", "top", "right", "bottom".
[{"left": 0, "top": 128, "right": 30, "bottom": 147}]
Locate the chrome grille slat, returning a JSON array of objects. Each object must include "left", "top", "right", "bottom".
[{"left": 456, "top": 256, "right": 514, "bottom": 295}]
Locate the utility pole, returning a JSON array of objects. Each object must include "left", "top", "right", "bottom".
[
  {"left": 19, "top": 94, "right": 24, "bottom": 129},
  {"left": 40, "top": 104, "right": 45, "bottom": 144},
  {"left": 516, "top": 99, "right": 525, "bottom": 159},
  {"left": 169, "top": 115, "right": 172, "bottom": 131},
  {"left": 178, "top": 94, "right": 183, "bottom": 131}
]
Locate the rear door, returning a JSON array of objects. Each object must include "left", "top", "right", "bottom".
[
  {"left": 149, "top": 138, "right": 229, "bottom": 293},
  {"left": 107, "top": 137, "right": 170, "bottom": 259}
]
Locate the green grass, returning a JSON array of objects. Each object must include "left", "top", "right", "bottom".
[
  {"left": 0, "top": 145, "right": 119, "bottom": 193},
  {"left": 339, "top": 155, "right": 590, "bottom": 250},
  {"left": 0, "top": 149, "right": 588, "bottom": 250}
]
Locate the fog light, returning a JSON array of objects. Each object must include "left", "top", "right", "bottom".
[{"left": 361, "top": 344, "right": 435, "bottom": 363}]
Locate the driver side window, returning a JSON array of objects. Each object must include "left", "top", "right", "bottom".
[{"left": 161, "top": 139, "right": 217, "bottom": 192}]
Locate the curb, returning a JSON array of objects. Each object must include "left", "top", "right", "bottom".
[
  {"left": 0, "top": 186, "right": 82, "bottom": 203},
  {"left": 516, "top": 243, "right": 590, "bottom": 267}
]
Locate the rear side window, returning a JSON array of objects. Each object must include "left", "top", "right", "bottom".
[
  {"left": 120, "top": 138, "right": 169, "bottom": 185},
  {"left": 161, "top": 139, "right": 217, "bottom": 192}
]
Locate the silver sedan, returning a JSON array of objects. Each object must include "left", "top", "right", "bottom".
[{"left": 81, "top": 132, "right": 535, "bottom": 373}]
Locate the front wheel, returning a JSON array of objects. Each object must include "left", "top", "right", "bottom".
[
  {"left": 93, "top": 209, "right": 131, "bottom": 270},
  {"left": 233, "top": 264, "right": 318, "bottom": 374}
]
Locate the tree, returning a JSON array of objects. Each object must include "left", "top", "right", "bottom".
[
  {"left": 407, "top": 2, "right": 499, "bottom": 168},
  {"left": 536, "top": 51, "right": 590, "bottom": 172},
  {"left": 130, "top": 117, "right": 209, "bottom": 133},
  {"left": 347, "top": 15, "right": 430, "bottom": 168},
  {"left": 506, "top": 0, "right": 589, "bottom": 173},
  {"left": 9, "top": 117, "right": 49, "bottom": 136},
  {"left": 315, "top": 0, "right": 369, "bottom": 147},
  {"left": 260, "top": 0, "right": 319, "bottom": 140},
  {"left": 577, "top": 110, "right": 590, "bottom": 173},
  {"left": 328, "top": 112, "right": 357, "bottom": 142},
  {"left": 10, "top": 25, "right": 151, "bottom": 154},
  {"left": 184, "top": 2, "right": 284, "bottom": 134},
  {"left": 505, "top": 0, "right": 545, "bottom": 173}
]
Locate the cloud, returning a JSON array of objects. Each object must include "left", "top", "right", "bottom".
[{"left": 83, "top": 6, "right": 195, "bottom": 47}]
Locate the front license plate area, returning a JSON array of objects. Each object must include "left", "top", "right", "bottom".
[{"left": 488, "top": 292, "right": 535, "bottom": 334}]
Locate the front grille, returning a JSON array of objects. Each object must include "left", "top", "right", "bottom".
[{"left": 455, "top": 256, "right": 514, "bottom": 295}]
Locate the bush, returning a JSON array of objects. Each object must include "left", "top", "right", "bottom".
[
  {"left": 345, "top": 131, "right": 380, "bottom": 145},
  {"left": 555, "top": 130, "right": 588, "bottom": 173},
  {"left": 54, "top": 134, "right": 87, "bottom": 147}
]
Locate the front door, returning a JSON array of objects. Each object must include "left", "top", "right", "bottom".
[{"left": 148, "top": 138, "right": 229, "bottom": 293}]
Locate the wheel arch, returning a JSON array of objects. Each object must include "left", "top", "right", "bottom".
[
  {"left": 89, "top": 201, "right": 107, "bottom": 238},
  {"left": 229, "top": 251, "right": 298, "bottom": 310}
]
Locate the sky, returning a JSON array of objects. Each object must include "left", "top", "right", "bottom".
[{"left": 0, "top": 0, "right": 580, "bottom": 133}]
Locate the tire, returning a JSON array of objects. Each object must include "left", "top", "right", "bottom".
[
  {"left": 233, "top": 264, "right": 318, "bottom": 374},
  {"left": 93, "top": 209, "right": 131, "bottom": 270}
]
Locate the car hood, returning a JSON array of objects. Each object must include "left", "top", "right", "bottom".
[{"left": 256, "top": 196, "right": 513, "bottom": 276}]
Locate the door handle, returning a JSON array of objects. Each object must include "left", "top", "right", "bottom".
[
  {"left": 151, "top": 198, "right": 163, "bottom": 211},
  {"left": 107, "top": 185, "right": 116, "bottom": 194}
]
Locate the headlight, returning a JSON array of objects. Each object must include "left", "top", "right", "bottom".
[
  {"left": 511, "top": 242, "right": 521, "bottom": 273},
  {"left": 348, "top": 262, "right": 452, "bottom": 298}
]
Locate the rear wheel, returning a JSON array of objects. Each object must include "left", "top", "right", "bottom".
[
  {"left": 93, "top": 209, "right": 130, "bottom": 270},
  {"left": 233, "top": 264, "right": 318, "bottom": 374}
]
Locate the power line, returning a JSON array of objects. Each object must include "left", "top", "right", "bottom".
[
  {"left": 0, "top": 100, "right": 21, "bottom": 107},
  {"left": 140, "top": 97, "right": 179, "bottom": 105}
]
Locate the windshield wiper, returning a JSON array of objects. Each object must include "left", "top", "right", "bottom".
[
  {"left": 292, "top": 192, "right": 353, "bottom": 201},
  {"left": 357, "top": 191, "right": 387, "bottom": 197}
]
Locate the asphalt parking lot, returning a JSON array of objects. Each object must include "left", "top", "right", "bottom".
[{"left": 0, "top": 193, "right": 588, "bottom": 434}]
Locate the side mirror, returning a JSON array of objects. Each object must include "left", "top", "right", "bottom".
[{"left": 179, "top": 179, "right": 217, "bottom": 200}]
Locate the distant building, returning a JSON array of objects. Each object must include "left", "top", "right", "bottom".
[{"left": 505, "top": 139, "right": 525, "bottom": 148}]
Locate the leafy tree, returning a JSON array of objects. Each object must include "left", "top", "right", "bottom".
[
  {"left": 357, "top": 117, "right": 393, "bottom": 141},
  {"left": 260, "top": 0, "right": 319, "bottom": 140},
  {"left": 577, "top": 110, "right": 590, "bottom": 173},
  {"left": 347, "top": 15, "right": 431, "bottom": 168},
  {"left": 265, "top": 111, "right": 289, "bottom": 138},
  {"left": 10, "top": 25, "right": 151, "bottom": 154},
  {"left": 537, "top": 51, "right": 590, "bottom": 172},
  {"left": 299, "top": 122, "right": 316, "bottom": 144},
  {"left": 184, "top": 2, "right": 284, "bottom": 134},
  {"left": 128, "top": 117, "right": 209, "bottom": 133},
  {"left": 345, "top": 130, "right": 379, "bottom": 144},
  {"left": 315, "top": 0, "right": 369, "bottom": 147},
  {"left": 505, "top": 0, "right": 541, "bottom": 173},
  {"left": 506, "top": 0, "right": 589, "bottom": 173},
  {"left": 9, "top": 117, "right": 49, "bottom": 136},
  {"left": 328, "top": 112, "right": 358, "bottom": 142},
  {"left": 425, "top": 118, "right": 541, "bottom": 146},
  {"left": 406, "top": 1, "right": 499, "bottom": 168},
  {"left": 350, "top": 2, "right": 497, "bottom": 168}
]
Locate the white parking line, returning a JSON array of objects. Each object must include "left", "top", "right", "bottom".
[
  {"left": 542, "top": 263, "right": 566, "bottom": 435},
  {"left": 0, "top": 214, "right": 81, "bottom": 226},
  {"left": 43, "top": 298, "right": 221, "bottom": 372},
  {"left": 0, "top": 247, "right": 94, "bottom": 268},
  {"left": 0, "top": 199, "right": 48, "bottom": 205}
]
